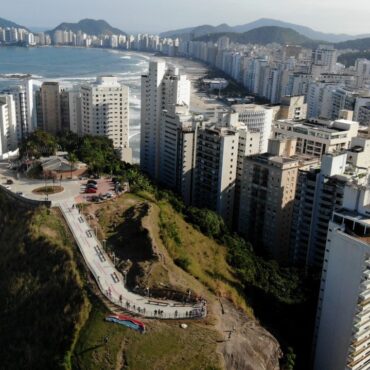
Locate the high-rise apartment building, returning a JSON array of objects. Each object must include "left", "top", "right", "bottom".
[
  {"left": 68, "top": 89, "right": 82, "bottom": 136},
  {"left": 80, "top": 76, "right": 132, "bottom": 163},
  {"left": 193, "top": 123, "right": 239, "bottom": 226},
  {"left": 40, "top": 82, "right": 62, "bottom": 135},
  {"left": 290, "top": 153, "right": 347, "bottom": 267},
  {"left": 232, "top": 104, "right": 273, "bottom": 153},
  {"left": 291, "top": 137, "right": 370, "bottom": 268},
  {"left": 313, "top": 181, "right": 370, "bottom": 370},
  {"left": 140, "top": 59, "right": 191, "bottom": 179},
  {"left": 233, "top": 121, "right": 261, "bottom": 228},
  {"left": 273, "top": 118, "right": 359, "bottom": 158},
  {"left": 277, "top": 95, "right": 307, "bottom": 121},
  {"left": 238, "top": 137, "right": 319, "bottom": 260},
  {"left": 311, "top": 45, "right": 338, "bottom": 74},
  {"left": 0, "top": 94, "right": 17, "bottom": 156},
  {"left": 159, "top": 105, "right": 199, "bottom": 205}
]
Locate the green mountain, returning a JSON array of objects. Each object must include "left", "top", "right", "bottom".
[
  {"left": 50, "top": 18, "right": 125, "bottom": 36},
  {"left": 161, "top": 23, "right": 234, "bottom": 39},
  {"left": 335, "top": 37, "right": 370, "bottom": 50},
  {"left": 338, "top": 51, "right": 370, "bottom": 67},
  {"left": 0, "top": 17, "right": 28, "bottom": 30},
  {"left": 196, "top": 26, "right": 315, "bottom": 46},
  {"left": 161, "top": 18, "right": 366, "bottom": 43}
]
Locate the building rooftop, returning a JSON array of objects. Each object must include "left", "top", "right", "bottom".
[
  {"left": 247, "top": 152, "right": 318, "bottom": 167},
  {"left": 276, "top": 118, "right": 358, "bottom": 134}
]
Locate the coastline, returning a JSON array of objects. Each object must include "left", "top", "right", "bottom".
[{"left": 0, "top": 46, "right": 226, "bottom": 162}]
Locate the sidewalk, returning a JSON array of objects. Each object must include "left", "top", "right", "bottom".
[{"left": 59, "top": 200, "right": 206, "bottom": 319}]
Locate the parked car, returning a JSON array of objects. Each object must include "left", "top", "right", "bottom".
[
  {"left": 6, "top": 179, "right": 13, "bottom": 185},
  {"left": 86, "top": 183, "right": 98, "bottom": 189},
  {"left": 4, "top": 185, "right": 11, "bottom": 190},
  {"left": 16, "top": 192, "right": 23, "bottom": 196},
  {"left": 85, "top": 188, "right": 97, "bottom": 194},
  {"left": 87, "top": 179, "right": 98, "bottom": 185}
]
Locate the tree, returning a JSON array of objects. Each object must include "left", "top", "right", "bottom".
[
  {"left": 20, "top": 130, "right": 58, "bottom": 159},
  {"left": 68, "top": 153, "right": 78, "bottom": 179}
]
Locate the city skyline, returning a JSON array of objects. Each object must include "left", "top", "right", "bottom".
[{"left": 2, "top": 0, "right": 370, "bottom": 35}]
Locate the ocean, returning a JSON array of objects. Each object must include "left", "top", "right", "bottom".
[{"left": 0, "top": 46, "right": 151, "bottom": 162}]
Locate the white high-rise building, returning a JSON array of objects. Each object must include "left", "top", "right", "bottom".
[
  {"left": 193, "top": 123, "right": 239, "bottom": 226},
  {"left": 25, "top": 79, "right": 35, "bottom": 132},
  {"left": 80, "top": 76, "right": 132, "bottom": 163},
  {"left": 140, "top": 59, "right": 191, "bottom": 179},
  {"left": 11, "top": 86, "right": 28, "bottom": 143},
  {"left": 159, "top": 105, "right": 199, "bottom": 205},
  {"left": 273, "top": 118, "right": 359, "bottom": 158},
  {"left": 0, "top": 94, "right": 17, "bottom": 156},
  {"left": 314, "top": 181, "right": 370, "bottom": 370},
  {"left": 232, "top": 104, "right": 273, "bottom": 153},
  {"left": 312, "top": 45, "right": 338, "bottom": 74}
]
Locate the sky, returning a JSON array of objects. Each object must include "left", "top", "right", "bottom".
[{"left": 2, "top": 0, "right": 370, "bottom": 35}]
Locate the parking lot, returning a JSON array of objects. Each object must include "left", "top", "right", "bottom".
[{"left": 0, "top": 161, "right": 119, "bottom": 205}]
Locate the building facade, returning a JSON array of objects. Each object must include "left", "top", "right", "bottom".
[{"left": 80, "top": 76, "right": 132, "bottom": 163}]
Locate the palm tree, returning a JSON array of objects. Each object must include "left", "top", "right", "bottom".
[{"left": 68, "top": 153, "right": 78, "bottom": 180}]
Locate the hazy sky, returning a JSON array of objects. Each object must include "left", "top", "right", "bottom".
[{"left": 2, "top": 0, "right": 370, "bottom": 35}]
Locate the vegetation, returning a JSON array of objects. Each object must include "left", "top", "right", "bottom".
[
  {"left": 73, "top": 296, "right": 221, "bottom": 370},
  {"left": 336, "top": 37, "right": 370, "bottom": 51},
  {"left": 21, "top": 130, "right": 127, "bottom": 175},
  {"left": 338, "top": 51, "right": 370, "bottom": 66},
  {"left": 125, "top": 170, "right": 318, "bottom": 370},
  {"left": 0, "top": 192, "right": 90, "bottom": 370},
  {"left": 50, "top": 19, "right": 125, "bottom": 36},
  {"left": 0, "top": 16, "right": 27, "bottom": 30},
  {"left": 20, "top": 129, "right": 58, "bottom": 159},
  {"left": 196, "top": 26, "right": 314, "bottom": 46}
]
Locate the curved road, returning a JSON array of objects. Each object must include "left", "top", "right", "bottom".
[{"left": 59, "top": 200, "right": 206, "bottom": 319}]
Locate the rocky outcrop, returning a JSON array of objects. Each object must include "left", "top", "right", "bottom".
[{"left": 215, "top": 299, "right": 282, "bottom": 370}]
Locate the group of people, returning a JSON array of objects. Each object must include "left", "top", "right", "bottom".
[{"left": 124, "top": 300, "right": 146, "bottom": 315}]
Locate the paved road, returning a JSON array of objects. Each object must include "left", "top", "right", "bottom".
[{"left": 59, "top": 200, "right": 206, "bottom": 319}]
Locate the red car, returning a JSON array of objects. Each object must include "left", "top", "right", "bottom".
[{"left": 85, "top": 188, "right": 97, "bottom": 194}]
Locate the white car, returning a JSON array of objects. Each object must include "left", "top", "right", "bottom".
[{"left": 5, "top": 185, "right": 11, "bottom": 190}]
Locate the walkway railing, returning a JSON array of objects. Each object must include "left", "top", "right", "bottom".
[{"left": 58, "top": 202, "right": 207, "bottom": 320}]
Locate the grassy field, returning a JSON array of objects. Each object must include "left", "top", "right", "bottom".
[
  {"left": 158, "top": 201, "right": 252, "bottom": 316},
  {"left": 0, "top": 189, "right": 254, "bottom": 369},
  {"left": 0, "top": 192, "right": 90, "bottom": 370},
  {"left": 73, "top": 296, "right": 221, "bottom": 370},
  {"left": 83, "top": 193, "right": 251, "bottom": 315}
]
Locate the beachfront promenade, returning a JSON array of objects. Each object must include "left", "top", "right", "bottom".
[{"left": 59, "top": 200, "right": 206, "bottom": 319}]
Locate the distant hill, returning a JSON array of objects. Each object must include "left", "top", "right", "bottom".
[
  {"left": 0, "top": 17, "right": 28, "bottom": 31},
  {"left": 338, "top": 51, "right": 370, "bottom": 67},
  {"left": 161, "top": 23, "right": 234, "bottom": 39},
  {"left": 50, "top": 18, "right": 126, "bottom": 36},
  {"left": 335, "top": 37, "right": 370, "bottom": 50},
  {"left": 161, "top": 18, "right": 368, "bottom": 43},
  {"left": 196, "top": 26, "right": 315, "bottom": 47}
]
